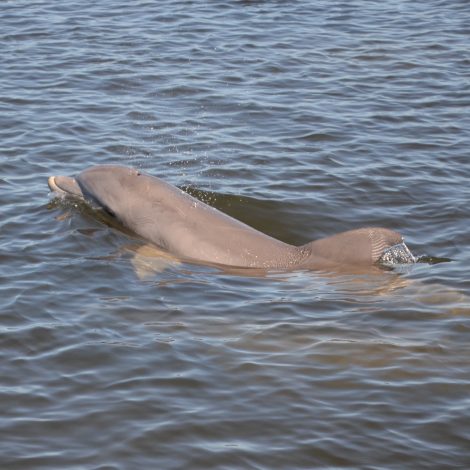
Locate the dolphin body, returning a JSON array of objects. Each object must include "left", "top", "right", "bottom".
[{"left": 48, "top": 165, "right": 415, "bottom": 270}]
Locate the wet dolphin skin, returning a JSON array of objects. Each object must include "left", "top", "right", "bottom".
[{"left": 48, "top": 165, "right": 415, "bottom": 270}]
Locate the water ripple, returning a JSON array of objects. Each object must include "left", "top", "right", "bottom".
[{"left": 1, "top": 0, "right": 469, "bottom": 468}]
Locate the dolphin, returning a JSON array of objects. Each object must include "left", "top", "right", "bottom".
[{"left": 48, "top": 165, "right": 415, "bottom": 270}]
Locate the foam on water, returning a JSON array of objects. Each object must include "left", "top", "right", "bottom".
[{"left": 379, "top": 241, "right": 417, "bottom": 265}]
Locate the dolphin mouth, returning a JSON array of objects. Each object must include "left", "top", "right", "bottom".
[
  {"left": 378, "top": 241, "right": 416, "bottom": 265},
  {"left": 48, "top": 175, "right": 84, "bottom": 198}
]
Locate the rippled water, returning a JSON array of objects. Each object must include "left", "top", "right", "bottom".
[{"left": 1, "top": 1, "right": 470, "bottom": 468}]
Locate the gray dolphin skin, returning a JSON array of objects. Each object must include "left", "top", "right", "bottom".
[{"left": 48, "top": 165, "right": 416, "bottom": 270}]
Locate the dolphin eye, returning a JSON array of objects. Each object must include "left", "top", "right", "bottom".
[{"left": 104, "top": 206, "right": 115, "bottom": 217}]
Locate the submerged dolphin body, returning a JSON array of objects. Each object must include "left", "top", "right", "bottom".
[{"left": 48, "top": 165, "right": 415, "bottom": 270}]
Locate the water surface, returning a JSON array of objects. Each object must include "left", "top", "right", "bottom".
[{"left": 1, "top": 1, "right": 469, "bottom": 468}]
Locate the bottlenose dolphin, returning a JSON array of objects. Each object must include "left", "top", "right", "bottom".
[{"left": 48, "top": 165, "right": 415, "bottom": 270}]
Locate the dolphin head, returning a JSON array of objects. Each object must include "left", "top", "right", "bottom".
[
  {"left": 49, "top": 165, "right": 152, "bottom": 221},
  {"left": 49, "top": 165, "right": 182, "bottom": 250},
  {"left": 74, "top": 165, "right": 155, "bottom": 222}
]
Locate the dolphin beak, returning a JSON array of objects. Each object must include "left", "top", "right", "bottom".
[{"left": 48, "top": 175, "right": 84, "bottom": 198}]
